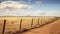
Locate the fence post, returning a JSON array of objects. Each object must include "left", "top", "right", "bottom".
[
  {"left": 31, "top": 18, "right": 33, "bottom": 28},
  {"left": 2, "top": 19, "right": 6, "bottom": 34},
  {"left": 19, "top": 18, "right": 22, "bottom": 31},
  {"left": 40, "top": 18, "right": 42, "bottom": 25},
  {"left": 37, "top": 18, "right": 39, "bottom": 25}
]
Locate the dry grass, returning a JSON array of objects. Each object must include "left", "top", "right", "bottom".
[
  {"left": 21, "top": 18, "right": 60, "bottom": 34},
  {"left": 0, "top": 16, "right": 57, "bottom": 34}
]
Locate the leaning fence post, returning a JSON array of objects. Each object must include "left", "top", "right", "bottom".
[
  {"left": 31, "top": 18, "right": 33, "bottom": 28},
  {"left": 19, "top": 18, "right": 22, "bottom": 31},
  {"left": 40, "top": 18, "right": 42, "bottom": 25},
  {"left": 37, "top": 18, "right": 39, "bottom": 25},
  {"left": 2, "top": 19, "right": 6, "bottom": 34}
]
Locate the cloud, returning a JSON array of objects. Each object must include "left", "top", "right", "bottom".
[
  {"left": 0, "top": 1, "right": 31, "bottom": 16},
  {"left": 28, "top": 0, "right": 32, "bottom": 1},
  {"left": 33, "top": 1, "right": 42, "bottom": 7},
  {"left": 28, "top": 10, "right": 60, "bottom": 17},
  {"left": 0, "top": 1, "right": 31, "bottom": 10},
  {"left": 0, "top": 1, "right": 60, "bottom": 16},
  {"left": 46, "top": 11, "right": 60, "bottom": 17},
  {"left": 0, "top": 9, "right": 30, "bottom": 16},
  {"left": 31, "top": 10, "right": 46, "bottom": 16},
  {"left": 33, "top": 10, "right": 60, "bottom": 17},
  {"left": 0, "top": 8, "right": 60, "bottom": 16}
]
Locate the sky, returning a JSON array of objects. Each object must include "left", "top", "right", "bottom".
[{"left": 0, "top": 0, "right": 60, "bottom": 16}]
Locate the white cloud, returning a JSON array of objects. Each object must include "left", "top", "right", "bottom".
[
  {"left": 0, "top": 1, "right": 31, "bottom": 10},
  {"left": 0, "top": 1, "right": 60, "bottom": 16},
  {"left": 0, "top": 9, "right": 30, "bottom": 16},
  {"left": 0, "top": 8, "right": 60, "bottom": 16},
  {"left": 32, "top": 10, "right": 60, "bottom": 17},
  {"left": 31, "top": 10, "right": 46, "bottom": 16},
  {"left": 46, "top": 11, "right": 60, "bottom": 17},
  {"left": 0, "top": 1, "right": 31, "bottom": 16},
  {"left": 27, "top": 10, "right": 60, "bottom": 17},
  {"left": 33, "top": 1, "right": 42, "bottom": 7},
  {"left": 28, "top": 0, "right": 32, "bottom": 1}
]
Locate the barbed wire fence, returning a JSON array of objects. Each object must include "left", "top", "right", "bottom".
[{"left": 1, "top": 17, "right": 59, "bottom": 34}]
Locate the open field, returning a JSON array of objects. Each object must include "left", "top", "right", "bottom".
[
  {"left": 0, "top": 16, "right": 58, "bottom": 34},
  {"left": 21, "top": 18, "right": 60, "bottom": 34}
]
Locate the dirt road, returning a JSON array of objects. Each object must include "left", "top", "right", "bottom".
[{"left": 20, "top": 19, "right": 60, "bottom": 34}]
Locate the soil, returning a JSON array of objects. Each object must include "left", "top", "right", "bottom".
[{"left": 20, "top": 19, "right": 60, "bottom": 34}]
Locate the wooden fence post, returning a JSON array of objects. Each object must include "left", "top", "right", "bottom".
[
  {"left": 37, "top": 18, "right": 40, "bottom": 26},
  {"left": 19, "top": 18, "right": 22, "bottom": 31},
  {"left": 40, "top": 18, "right": 42, "bottom": 25},
  {"left": 2, "top": 19, "right": 6, "bottom": 34},
  {"left": 31, "top": 18, "right": 33, "bottom": 28}
]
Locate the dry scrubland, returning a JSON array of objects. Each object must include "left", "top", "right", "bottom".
[
  {"left": 21, "top": 17, "right": 60, "bottom": 34},
  {"left": 0, "top": 16, "right": 57, "bottom": 34}
]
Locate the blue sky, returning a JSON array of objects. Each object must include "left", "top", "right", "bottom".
[
  {"left": 0, "top": 0, "right": 60, "bottom": 10},
  {"left": 0, "top": 0, "right": 60, "bottom": 16}
]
